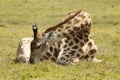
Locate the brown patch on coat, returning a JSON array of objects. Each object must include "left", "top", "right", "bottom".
[
  {"left": 84, "top": 38, "right": 89, "bottom": 43},
  {"left": 66, "top": 35, "right": 71, "bottom": 40},
  {"left": 84, "top": 34, "right": 88, "bottom": 38},
  {"left": 69, "top": 52, "right": 75, "bottom": 55},
  {"left": 88, "top": 42, "right": 92, "bottom": 47},
  {"left": 76, "top": 53, "right": 81, "bottom": 57},
  {"left": 57, "top": 29, "right": 62, "bottom": 32},
  {"left": 84, "top": 55, "right": 89, "bottom": 59},
  {"left": 46, "top": 52, "right": 52, "bottom": 57},
  {"left": 63, "top": 32, "right": 67, "bottom": 37},
  {"left": 69, "top": 41, "right": 73, "bottom": 46},
  {"left": 72, "top": 45, "right": 79, "bottom": 49},
  {"left": 81, "top": 24, "right": 85, "bottom": 29},
  {"left": 64, "top": 39, "right": 68, "bottom": 43},
  {"left": 65, "top": 54, "right": 70, "bottom": 58},
  {"left": 73, "top": 37, "right": 79, "bottom": 43},
  {"left": 79, "top": 48, "right": 84, "bottom": 54},
  {"left": 63, "top": 45, "right": 67, "bottom": 48},
  {"left": 85, "top": 20, "right": 89, "bottom": 26},
  {"left": 54, "top": 48, "right": 60, "bottom": 58},
  {"left": 89, "top": 49, "right": 96, "bottom": 55},
  {"left": 77, "top": 32, "right": 83, "bottom": 39},
  {"left": 51, "top": 57, "right": 56, "bottom": 61},
  {"left": 80, "top": 42, "right": 84, "bottom": 47},
  {"left": 67, "top": 48, "right": 70, "bottom": 50},
  {"left": 74, "top": 27, "right": 80, "bottom": 31},
  {"left": 65, "top": 25, "right": 70, "bottom": 30},
  {"left": 49, "top": 46, "right": 53, "bottom": 52}
]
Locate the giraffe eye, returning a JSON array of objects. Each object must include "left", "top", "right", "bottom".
[{"left": 35, "top": 42, "right": 41, "bottom": 49}]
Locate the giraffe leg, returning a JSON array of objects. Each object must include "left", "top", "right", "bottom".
[
  {"left": 56, "top": 56, "right": 70, "bottom": 65},
  {"left": 88, "top": 46, "right": 102, "bottom": 62},
  {"left": 92, "top": 57, "right": 102, "bottom": 63},
  {"left": 84, "top": 44, "right": 102, "bottom": 62},
  {"left": 81, "top": 39, "right": 102, "bottom": 62},
  {"left": 56, "top": 52, "right": 79, "bottom": 65},
  {"left": 57, "top": 56, "right": 79, "bottom": 65}
]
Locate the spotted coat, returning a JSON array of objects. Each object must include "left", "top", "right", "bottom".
[{"left": 30, "top": 10, "right": 102, "bottom": 65}]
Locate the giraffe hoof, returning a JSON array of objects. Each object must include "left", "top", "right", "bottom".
[{"left": 93, "top": 58, "right": 102, "bottom": 63}]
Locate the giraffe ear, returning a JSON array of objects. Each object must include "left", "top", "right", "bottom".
[
  {"left": 46, "top": 31, "right": 53, "bottom": 39},
  {"left": 44, "top": 31, "right": 58, "bottom": 43}
]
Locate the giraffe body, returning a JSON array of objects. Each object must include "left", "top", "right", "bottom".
[{"left": 30, "top": 10, "right": 102, "bottom": 65}]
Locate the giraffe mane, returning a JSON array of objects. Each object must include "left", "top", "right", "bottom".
[{"left": 44, "top": 10, "right": 81, "bottom": 33}]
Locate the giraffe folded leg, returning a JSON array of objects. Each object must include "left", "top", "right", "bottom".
[
  {"left": 56, "top": 53, "right": 79, "bottom": 65},
  {"left": 84, "top": 44, "right": 102, "bottom": 62},
  {"left": 81, "top": 39, "right": 102, "bottom": 62},
  {"left": 89, "top": 44, "right": 102, "bottom": 63}
]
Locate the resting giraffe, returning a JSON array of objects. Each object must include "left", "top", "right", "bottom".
[
  {"left": 15, "top": 10, "right": 80, "bottom": 63},
  {"left": 30, "top": 10, "right": 102, "bottom": 65}
]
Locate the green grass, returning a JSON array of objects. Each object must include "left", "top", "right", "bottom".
[{"left": 0, "top": 0, "right": 120, "bottom": 80}]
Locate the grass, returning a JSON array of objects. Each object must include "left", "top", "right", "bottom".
[{"left": 0, "top": 0, "right": 120, "bottom": 80}]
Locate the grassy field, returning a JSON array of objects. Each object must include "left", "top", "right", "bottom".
[{"left": 0, "top": 0, "right": 120, "bottom": 80}]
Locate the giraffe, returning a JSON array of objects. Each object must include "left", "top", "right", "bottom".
[
  {"left": 30, "top": 10, "right": 102, "bottom": 65},
  {"left": 16, "top": 10, "right": 81, "bottom": 63}
]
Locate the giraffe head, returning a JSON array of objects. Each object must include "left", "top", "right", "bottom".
[
  {"left": 30, "top": 25, "right": 63, "bottom": 63},
  {"left": 32, "top": 25, "right": 62, "bottom": 49}
]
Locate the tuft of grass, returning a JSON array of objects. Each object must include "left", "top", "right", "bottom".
[{"left": 0, "top": 0, "right": 120, "bottom": 80}]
